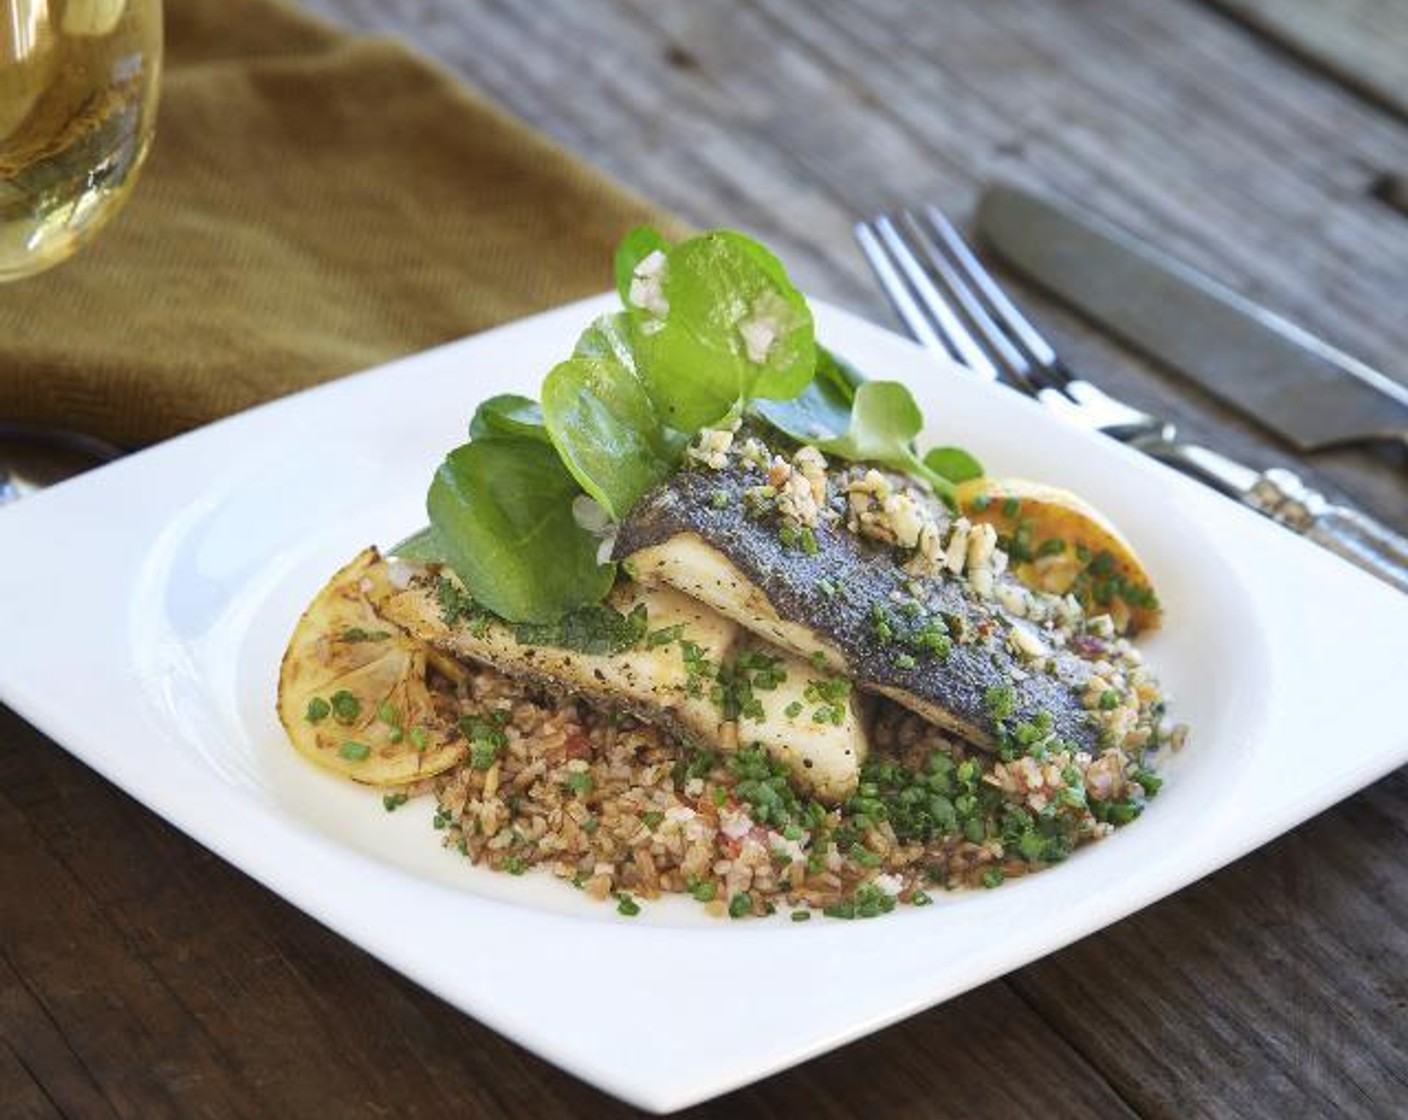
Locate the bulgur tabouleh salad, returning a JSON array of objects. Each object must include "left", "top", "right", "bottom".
[{"left": 278, "top": 228, "right": 1185, "bottom": 921}]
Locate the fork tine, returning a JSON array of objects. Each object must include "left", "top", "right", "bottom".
[
  {"left": 854, "top": 220, "right": 952, "bottom": 360},
  {"left": 897, "top": 210, "right": 1036, "bottom": 390},
  {"left": 920, "top": 205, "right": 1068, "bottom": 384},
  {"left": 862, "top": 216, "right": 1000, "bottom": 381}
]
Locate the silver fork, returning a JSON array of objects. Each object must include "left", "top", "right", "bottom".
[{"left": 855, "top": 205, "right": 1408, "bottom": 593}]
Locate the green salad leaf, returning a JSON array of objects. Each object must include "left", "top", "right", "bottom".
[
  {"left": 614, "top": 226, "right": 672, "bottom": 306},
  {"left": 468, "top": 393, "right": 550, "bottom": 443},
  {"left": 816, "top": 381, "right": 958, "bottom": 508},
  {"left": 751, "top": 346, "right": 860, "bottom": 443},
  {"left": 427, "top": 438, "right": 615, "bottom": 623},
  {"left": 923, "top": 446, "right": 985, "bottom": 484},
  {"left": 627, "top": 230, "right": 816, "bottom": 430},
  {"left": 389, "top": 525, "right": 449, "bottom": 563},
  {"left": 542, "top": 352, "right": 685, "bottom": 519}
]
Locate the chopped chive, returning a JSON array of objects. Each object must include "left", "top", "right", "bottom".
[
  {"left": 409, "top": 727, "right": 429, "bottom": 751},
  {"left": 791, "top": 909, "right": 811, "bottom": 922},
  {"left": 981, "top": 868, "right": 1005, "bottom": 889},
  {"left": 616, "top": 892, "right": 641, "bottom": 917},
  {"left": 304, "top": 696, "right": 330, "bottom": 724},
  {"left": 337, "top": 740, "right": 371, "bottom": 762},
  {"left": 728, "top": 892, "right": 753, "bottom": 919},
  {"left": 382, "top": 792, "right": 408, "bottom": 812},
  {"left": 330, "top": 690, "right": 361, "bottom": 724}
]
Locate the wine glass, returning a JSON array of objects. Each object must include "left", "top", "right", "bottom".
[
  {"left": 0, "top": 0, "right": 162, "bottom": 281},
  {"left": 0, "top": 0, "right": 161, "bottom": 501}
]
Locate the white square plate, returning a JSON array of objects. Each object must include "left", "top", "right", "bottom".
[{"left": 2, "top": 295, "right": 1404, "bottom": 1112}]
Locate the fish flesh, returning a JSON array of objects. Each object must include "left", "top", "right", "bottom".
[
  {"left": 379, "top": 571, "right": 869, "bottom": 800},
  {"left": 615, "top": 460, "right": 1101, "bottom": 754}
]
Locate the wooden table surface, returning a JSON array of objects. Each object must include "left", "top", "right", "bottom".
[{"left": 6, "top": 1, "right": 1407, "bottom": 1116}]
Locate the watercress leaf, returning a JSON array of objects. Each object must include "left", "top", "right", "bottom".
[
  {"left": 468, "top": 394, "right": 549, "bottom": 443},
  {"left": 817, "top": 345, "right": 866, "bottom": 402},
  {"left": 751, "top": 366, "right": 852, "bottom": 443},
  {"left": 817, "top": 380, "right": 924, "bottom": 461},
  {"left": 816, "top": 380, "right": 956, "bottom": 508},
  {"left": 573, "top": 312, "right": 639, "bottom": 371},
  {"left": 628, "top": 230, "right": 816, "bottom": 430},
  {"left": 752, "top": 344, "right": 870, "bottom": 442},
  {"left": 923, "top": 446, "right": 985, "bottom": 484},
  {"left": 614, "top": 226, "right": 671, "bottom": 306},
  {"left": 427, "top": 438, "right": 614, "bottom": 623},
  {"left": 542, "top": 354, "right": 685, "bottom": 519},
  {"left": 388, "top": 525, "right": 449, "bottom": 563}
]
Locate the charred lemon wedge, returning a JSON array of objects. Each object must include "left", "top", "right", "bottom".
[
  {"left": 955, "top": 477, "right": 1161, "bottom": 634},
  {"left": 277, "top": 548, "right": 465, "bottom": 785}
]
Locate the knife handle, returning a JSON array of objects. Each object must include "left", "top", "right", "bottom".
[
  {"left": 1246, "top": 469, "right": 1408, "bottom": 595},
  {"left": 1132, "top": 438, "right": 1408, "bottom": 593}
]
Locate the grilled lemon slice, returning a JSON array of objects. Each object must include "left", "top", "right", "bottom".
[
  {"left": 277, "top": 548, "right": 465, "bottom": 785},
  {"left": 955, "top": 478, "right": 1161, "bottom": 634}
]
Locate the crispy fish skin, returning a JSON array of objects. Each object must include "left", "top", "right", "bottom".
[{"left": 616, "top": 465, "right": 1100, "bottom": 753}]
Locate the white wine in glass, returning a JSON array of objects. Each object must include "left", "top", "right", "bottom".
[{"left": 0, "top": 0, "right": 161, "bottom": 281}]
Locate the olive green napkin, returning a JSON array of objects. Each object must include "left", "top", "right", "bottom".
[{"left": 0, "top": 0, "right": 680, "bottom": 447}]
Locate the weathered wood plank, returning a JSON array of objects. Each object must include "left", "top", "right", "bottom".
[
  {"left": 1013, "top": 769, "right": 1408, "bottom": 1119},
  {"left": 1203, "top": 0, "right": 1408, "bottom": 118},
  {"left": 0, "top": 706, "right": 1143, "bottom": 1119}
]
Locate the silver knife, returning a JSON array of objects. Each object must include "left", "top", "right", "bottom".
[
  {"left": 973, "top": 184, "right": 1408, "bottom": 594},
  {"left": 975, "top": 183, "right": 1408, "bottom": 451}
]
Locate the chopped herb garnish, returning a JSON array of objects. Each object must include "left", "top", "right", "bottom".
[
  {"left": 341, "top": 627, "right": 391, "bottom": 642},
  {"left": 563, "top": 771, "right": 593, "bottom": 796},
  {"left": 409, "top": 727, "right": 429, "bottom": 752},
  {"left": 689, "top": 879, "right": 717, "bottom": 902},
  {"left": 514, "top": 602, "right": 649, "bottom": 656},
  {"left": 895, "top": 652, "right": 917, "bottom": 670},
  {"left": 791, "top": 909, "right": 811, "bottom": 922},
  {"left": 642, "top": 810, "right": 664, "bottom": 829},
  {"left": 330, "top": 690, "right": 361, "bottom": 724},
  {"left": 376, "top": 701, "right": 400, "bottom": 726},
  {"left": 784, "top": 700, "right": 804, "bottom": 719},
  {"left": 338, "top": 740, "right": 371, "bottom": 762},
  {"left": 382, "top": 792, "right": 409, "bottom": 812},
  {"left": 504, "top": 855, "right": 527, "bottom": 876},
  {"left": 984, "top": 683, "right": 1017, "bottom": 722},
  {"left": 646, "top": 622, "right": 686, "bottom": 648},
  {"left": 1098, "top": 689, "right": 1121, "bottom": 711},
  {"left": 305, "top": 696, "right": 330, "bottom": 724},
  {"left": 1001, "top": 497, "right": 1021, "bottom": 517},
  {"left": 728, "top": 892, "right": 753, "bottom": 919},
  {"left": 615, "top": 892, "right": 641, "bottom": 917},
  {"left": 711, "top": 488, "right": 730, "bottom": 509},
  {"left": 981, "top": 868, "right": 1006, "bottom": 889}
]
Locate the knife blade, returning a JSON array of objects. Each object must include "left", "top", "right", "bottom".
[{"left": 974, "top": 183, "right": 1408, "bottom": 451}]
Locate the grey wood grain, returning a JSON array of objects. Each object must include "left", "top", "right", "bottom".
[{"left": 1203, "top": 0, "right": 1408, "bottom": 118}]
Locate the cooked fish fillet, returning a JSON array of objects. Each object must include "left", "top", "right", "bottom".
[
  {"left": 380, "top": 577, "right": 739, "bottom": 751},
  {"left": 731, "top": 638, "right": 868, "bottom": 802},
  {"left": 615, "top": 465, "right": 1100, "bottom": 753},
  {"left": 381, "top": 573, "right": 870, "bottom": 800}
]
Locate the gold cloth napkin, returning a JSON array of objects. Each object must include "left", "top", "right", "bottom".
[{"left": 0, "top": 0, "right": 679, "bottom": 446}]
